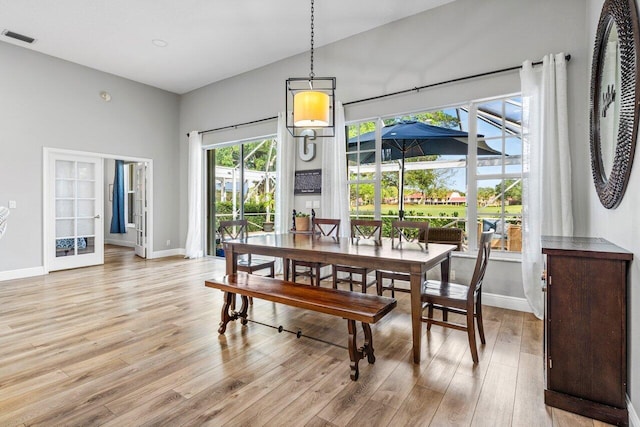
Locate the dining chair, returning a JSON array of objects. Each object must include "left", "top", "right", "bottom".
[
  {"left": 332, "top": 219, "right": 382, "bottom": 293},
  {"left": 218, "top": 219, "right": 275, "bottom": 277},
  {"left": 376, "top": 220, "right": 430, "bottom": 297},
  {"left": 421, "top": 230, "right": 493, "bottom": 364},
  {"left": 291, "top": 218, "right": 340, "bottom": 286}
]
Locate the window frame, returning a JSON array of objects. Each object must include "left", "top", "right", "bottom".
[{"left": 345, "top": 93, "right": 523, "bottom": 258}]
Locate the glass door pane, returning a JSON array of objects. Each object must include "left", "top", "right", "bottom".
[
  {"left": 49, "top": 152, "right": 103, "bottom": 271},
  {"left": 55, "top": 159, "right": 96, "bottom": 257}
]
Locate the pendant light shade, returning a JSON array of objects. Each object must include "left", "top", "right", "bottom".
[
  {"left": 294, "top": 91, "right": 330, "bottom": 126},
  {"left": 286, "top": 0, "right": 336, "bottom": 138}
]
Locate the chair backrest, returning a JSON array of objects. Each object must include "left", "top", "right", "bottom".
[
  {"left": 218, "top": 219, "right": 247, "bottom": 241},
  {"left": 468, "top": 230, "right": 493, "bottom": 301},
  {"left": 391, "top": 220, "right": 429, "bottom": 251},
  {"left": 350, "top": 219, "right": 382, "bottom": 246},
  {"left": 427, "top": 227, "right": 464, "bottom": 251},
  {"left": 312, "top": 218, "right": 340, "bottom": 238}
]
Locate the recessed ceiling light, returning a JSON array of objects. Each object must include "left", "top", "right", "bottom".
[
  {"left": 100, "top": 91, "right": 111, "bottom": 102},
  {"left": 152, "top": 39, "right": 168, "bottom": 47}
]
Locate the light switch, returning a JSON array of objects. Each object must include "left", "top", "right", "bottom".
[
  {"left": 305, "top": 201, "right": 312, "bottom": 208},
  {"left": 313, "top": 200, "right": 320, "bottom": 208},
  {"left": 8, "top": 200, "right": 16, "bottom": 209}
]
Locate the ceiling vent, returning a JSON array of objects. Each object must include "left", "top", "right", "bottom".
[{"left": 2, "top": 30, "right": 36, "bottom": 44}]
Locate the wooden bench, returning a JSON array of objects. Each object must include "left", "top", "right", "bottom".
[{"left": 205, "top": 272, "right": 397, "bottom": 381}]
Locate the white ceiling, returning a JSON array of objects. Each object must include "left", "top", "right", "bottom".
[{"left": 0, "top": 0, "right": 453, "bottom": 94}]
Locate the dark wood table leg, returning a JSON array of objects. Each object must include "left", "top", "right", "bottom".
[
  {"left": 283, "top": 258, "right": 290, "bottom": 281},
  {"left": 225, "top": 243, "right": 239, "bottom": 310},
  {"left": 410, "top": 265, "right": 423, "bottom": 363}
]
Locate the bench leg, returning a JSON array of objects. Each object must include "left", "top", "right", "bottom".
[
  {"left": 238, "top": 295, "right": 249, "bottom": 325},
  {"left": 218, "top": 292, "right": 250, "bottom": 334},
  {"left": 347, "top": 320, "right": 376, "bottom": 381},
  {"left": 218, "top": 291, "right": 235, "bottom": 334}
]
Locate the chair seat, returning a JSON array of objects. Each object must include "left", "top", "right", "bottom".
[
  {"left": 237, "top": 257, "right": 274, "bottom": 269},
  {"left": 422, "top": 280, "right": 472, "bottom": 302}
]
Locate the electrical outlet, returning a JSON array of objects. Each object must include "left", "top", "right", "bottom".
[
  {"left": 451, "top": 270, "right": 456, "bottom": 281},
  {"left": 166, "top": 240, "right": 170, "bottom": 247},
  {"left": 313, "top": 200, "right": 320, "bottom": 208},
  {"left": 305, "top": 201, "right": 312, "bottom": 208},
  {"left": 8, "top": 200, "right": 16, "bottom": 209}
]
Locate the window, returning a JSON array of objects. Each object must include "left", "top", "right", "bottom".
[{"left": 345, "top": 94, "right": 522, "bottom": 253}]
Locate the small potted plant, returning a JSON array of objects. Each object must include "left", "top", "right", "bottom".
[{"left": 294, "top": 212, "right": 310, "bottom": 232}]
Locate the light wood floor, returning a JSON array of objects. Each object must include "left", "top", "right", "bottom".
[{"left": 0, "top": 245, "right": 612, "bottom": 426}]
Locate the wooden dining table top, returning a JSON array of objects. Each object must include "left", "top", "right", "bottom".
[{"left": 223, "top": 233, "right": 455, "bottom": 272}]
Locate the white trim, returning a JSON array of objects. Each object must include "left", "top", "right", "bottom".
[
  {"left": 482, "top": 292, "right": 532, "bottom": 313},
  {"left": 104, "top": 239, "right": 135, "bottom": 248},
  {"left": 0, "top": 267, "right": 46, "bottom": 282},
  {"left": 152, "top": 248, "right": 185, "bottom": 258},
  {"left": 43, "top": 147, "right": 154, "bottom": 272},
  {"left": 629, "top": 395, "right": 639, "bottom": 427}
]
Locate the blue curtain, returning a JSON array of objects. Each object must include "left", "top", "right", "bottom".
[{"left": 110, "top": 160, "right": 126, "bottom": 233}]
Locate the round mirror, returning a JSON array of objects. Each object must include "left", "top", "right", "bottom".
[
  {"left": 599, "top": 23, "right": 620, "bottom": 177},
  {"left": 590, "top": 0, "right": 640, "bottom": 209}
]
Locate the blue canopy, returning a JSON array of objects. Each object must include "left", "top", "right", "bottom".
[
  {"left": 348, "top": 120, "right": 497, "bottom": 163},
  {"left": 348, "top": 120, "right": 498, "bottom": 219}
]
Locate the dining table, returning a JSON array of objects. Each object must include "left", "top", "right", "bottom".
[{"left": 223, "top": 233, "right": 456, "bottom": 364}]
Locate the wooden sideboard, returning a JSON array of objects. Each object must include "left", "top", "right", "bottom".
[{"left": 542, "top": 236, "right": 632, "bottom": 426}]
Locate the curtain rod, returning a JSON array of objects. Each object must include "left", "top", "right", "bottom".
[{"left": 190, "top": 54, "right": 571, "bottom": 137}]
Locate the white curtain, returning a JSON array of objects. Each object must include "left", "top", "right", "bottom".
[
  {"left": 274, "top": 113, "right": 296, "bottom": 273},
  {"left": 184, "top": 131, "right": 203, "bottom": 259},
  {"left": 520, "top": 53, "right": 573, "bottom": 318},
  {"left": 321, "top": 102, "right": 350, "bottom": 237},
  {"left": 275, "top": 113, "right": 296, "bottom": 235}
]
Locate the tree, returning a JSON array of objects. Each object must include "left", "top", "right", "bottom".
[
  {"left": 477, "top": 187, "right": 496, "bottom": 203},
  {"left": 495, "top": 179, "right": 522, "bottom": 204}
]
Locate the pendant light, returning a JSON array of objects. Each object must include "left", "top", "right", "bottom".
[{"left": 286, "top": 0, "right": 336, "bottom": 138}]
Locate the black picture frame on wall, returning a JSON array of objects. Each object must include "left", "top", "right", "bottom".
[
  {"left": 590, "top": 0, "right": 640, "bottom": 209},
  {"left": 294, "top": 169, "right": 322, "bottom": 195}
]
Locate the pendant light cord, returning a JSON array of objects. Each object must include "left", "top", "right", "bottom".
[{"left": 309, "top": 0, "right": 315, "bottom": 79}]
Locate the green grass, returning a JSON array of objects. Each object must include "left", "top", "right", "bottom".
[{"left": 354, "top": 203, "right": 523, "bottom": 217}]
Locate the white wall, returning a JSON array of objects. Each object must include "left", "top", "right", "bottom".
[
  {"left": 586, "top": 0, "right": 640, "bottom": 416},
  {"left": 179, "top": 0, "right": 589, "bottom": 301},
  {"left": 0, "top": 41, "right": 180, "bottom": 275}
]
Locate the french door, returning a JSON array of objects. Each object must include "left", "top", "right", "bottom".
[
  {"left": 133, "top": 162, "right": 147, "bottom": 258},
  {"left": 48, "top": 152, "right": 104, "bottom": 271}
]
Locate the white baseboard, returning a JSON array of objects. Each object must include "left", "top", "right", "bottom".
[
  {"left": 104, "top": 239, "right": 135, "bottom": 248},
  {"left": 629, "top": 395, "right": 639, "bottom": 427},
  {"left": 151, "top": 248, "right": 185, "bottom": 259},
  {"left": 482, "top": 292, "right": 533, "bottom": 313},
  {"left": 0, "top": 266, "right": 46, "bottom": 282}
]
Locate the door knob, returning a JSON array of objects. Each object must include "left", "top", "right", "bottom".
[{"left": 94, "top": 214, "right": 101, "bottom": 219}]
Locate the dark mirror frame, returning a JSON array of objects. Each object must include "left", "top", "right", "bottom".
[{"left": 590, "top": 0, "right": 640, "bottom": 209}]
